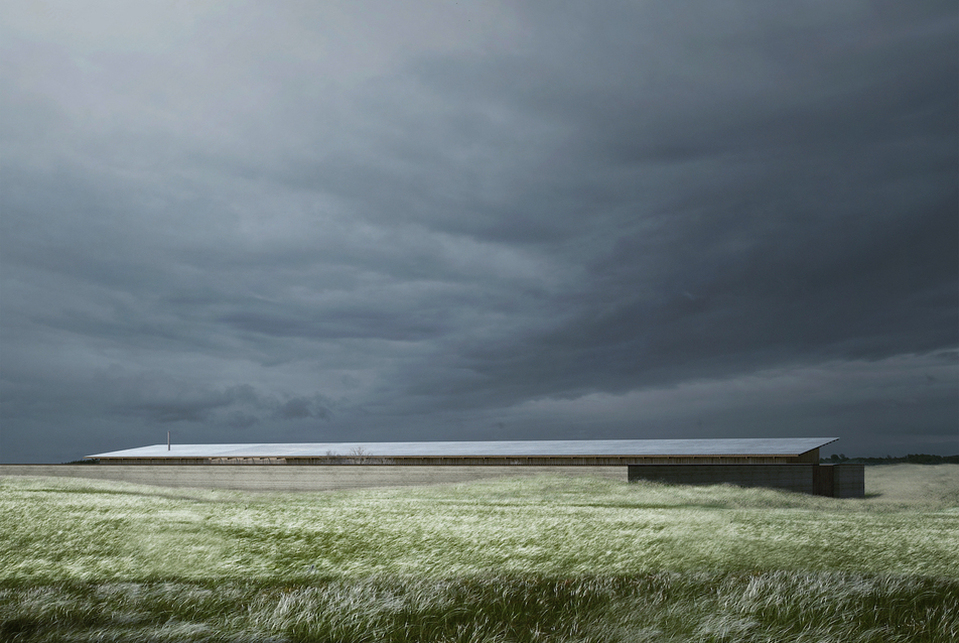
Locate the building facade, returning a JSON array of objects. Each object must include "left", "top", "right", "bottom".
[{"left": 79, "top": 437, "right": 864, "bottom": 497}]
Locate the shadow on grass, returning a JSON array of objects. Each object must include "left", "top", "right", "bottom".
[{"left": 2, "top": 573, "right": 956, "bottom": 643}]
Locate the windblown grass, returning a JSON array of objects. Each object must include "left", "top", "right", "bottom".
[
  {"left": 1, "top": 465, "right": 957, "bottom": 641},
  {"left": 2, "top": 574, "right": 956, "bottom": 642}
]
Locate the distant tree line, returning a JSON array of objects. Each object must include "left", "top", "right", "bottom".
[{"left": 821, "top": 453, "right": 959, "bottom": 465}]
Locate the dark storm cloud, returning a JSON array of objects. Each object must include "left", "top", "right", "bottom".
[
  {"left": 441, "top": 190, "right": 958, "bottom": 403},
  {"left": 384, "top": 0, "right": 958, "bottom": 408},
  {"left": 1, "top": 1, "right": 956, "bottom": 462},
  {"left": 109, "top": 382, "right": 260, "bottom": 424},
  {"left": 95, "top": 373, "right": 333, "bottom": 428},
  {"left": 276, "top": 397, "right": 331, "bottom": 421}
]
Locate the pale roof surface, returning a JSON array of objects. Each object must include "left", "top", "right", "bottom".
[{"left": 88, "top": 438, "right": 837, "bottom": 459}]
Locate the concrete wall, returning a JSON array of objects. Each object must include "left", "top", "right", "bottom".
[
  {"left": 832, "top": 463, "right": 865, "bottom": 498},
  {"left": 627, "top": 463, "right": 866, "bottom": 497},
  {"left": 0, "top": 464, "right": 625, "bottom": 492},
  {"left": 1, "top": 463, "right": 865, "bottom": 496},
  {"left": 628, "top": 464, "right": 815, "bottom": 494}
]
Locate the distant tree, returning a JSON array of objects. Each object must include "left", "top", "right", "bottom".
[
  {"left": 349, "top": 446, "right": 371, "bottom": 464},
  {"left": 822, "top": 454, "right": 959, "bottom": 465}
]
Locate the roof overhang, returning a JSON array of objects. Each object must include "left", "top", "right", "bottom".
[{"left": 87, "top": 438, "right": 838, "bottom": 460}]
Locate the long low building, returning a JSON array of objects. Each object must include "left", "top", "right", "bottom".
[
  {"left": 78, "top": 437, "right": 864, "bottom": 497},
  {"left": 88, "top": 437, "right": 835, "bottom": 465}
]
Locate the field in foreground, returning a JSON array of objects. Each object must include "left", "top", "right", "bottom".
[{"left": 1, "top": 464, "right": 957, "bottom": 641}]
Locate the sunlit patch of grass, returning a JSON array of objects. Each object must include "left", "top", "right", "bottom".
[
  {"left": 2, "top": 468, "right": 958, "bottom": 581},
  {"left": 1, "top": 465, "right": 956, "bottom": 640}
]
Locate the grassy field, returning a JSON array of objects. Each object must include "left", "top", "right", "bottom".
[{"left": 1, "top": 464, "right": 957, "bottom": 641}]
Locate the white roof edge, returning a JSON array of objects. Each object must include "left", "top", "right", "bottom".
[{"left": 87, "top": 438, "right": 839, "bottom": 459}]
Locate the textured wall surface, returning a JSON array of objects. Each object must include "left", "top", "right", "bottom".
[
  {"left": 0, "top": 465, "right": 625, "bottom": 491},
  {"left": 832, "top": 463, "right": 866, "bottom": 498},
  {"left": 628, "top": 464, "right": 816, "bottom": 494},
  {"left": 627, "top": 464, "right": 866, "bottom": 497},
  {"left": 1, "top": 463, "right": 865, "bottom": 496}
]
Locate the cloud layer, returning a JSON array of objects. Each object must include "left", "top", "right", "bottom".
[{"left": 1, "top": 1, "right": 956, "bottom": 462}]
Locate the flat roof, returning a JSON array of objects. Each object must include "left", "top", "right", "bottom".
[{"left": 88, "top": 438, "right": 837, "bottom": 459}]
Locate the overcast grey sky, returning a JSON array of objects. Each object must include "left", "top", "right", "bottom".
[{"left": 1, "top": 1, "right": 956, "bottom": 463}]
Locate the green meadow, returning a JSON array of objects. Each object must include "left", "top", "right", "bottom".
[{"left": 2, "top": 464, "right": 957, "bottom": 641}]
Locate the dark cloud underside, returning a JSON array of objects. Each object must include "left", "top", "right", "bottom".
[{"left": 1, "top": 1, "right": 956, "bottom": 461}]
